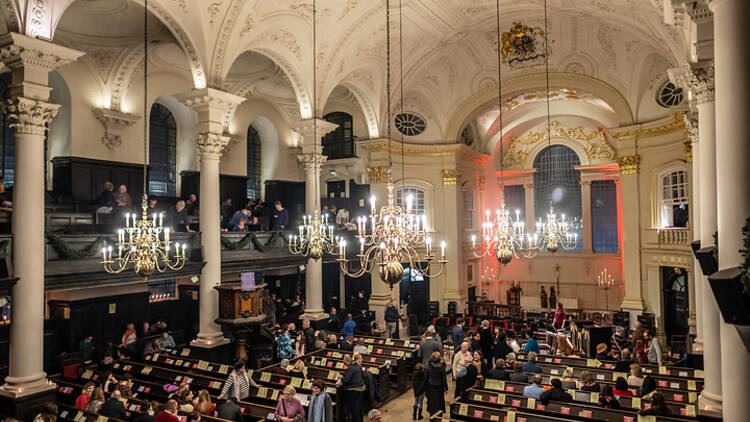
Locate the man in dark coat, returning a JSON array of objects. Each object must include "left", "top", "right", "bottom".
[
  {"left": 216, "top": 397, "right": 244, "bottom": 422},
  {"left": 302, "top": 319, "right": 316, "bottom": 353},
  {"left": 539, "top": 378, "right": 573, "bottom": 405},
  {"left": 100, "top": 390, "right": 130, "bottom": 420},
  {"left": 417, "top": 333, "right": 442, "bottom": 367}
]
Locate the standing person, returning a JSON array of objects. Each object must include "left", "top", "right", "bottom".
[
  {"left": 277, "top": 324, "right": 295, "bottom": 360},
  {"left": 417, "top": 329, "right": 442, "bottom": 367},
  {"left": 274, "top": 385, "right": 305, "bottom": 422},
  {"left": 478, "top": 320, "right": 493, "bottom": 363},
  {"left": 342, "top": 313, "right": 356, "bottom": 338},
  {"left": 302, "top": 319, "right": 316, "bottom": 353},
  {"left": 451, "top": 342, "right": 472, "bottom": 398},
  {"left": 75, "top": 381, "right": 95, "bottom": 410},
  {"left": 411, "top": 363, "right": 427, "bottom": 420},
  {"left": 494, "top": 330, "right": 512, "bottom": 361},
  {"left": 425, "top": 351, "right": 448, "bottom": 415},
  {"left": 220, "top": 197, "right": 234, "bottom": 229},
  {"left": 451, "top": 318, "right": 465, "bottom": 352},
  {"left": 540, "top": 286, "right": 548, "bottom": 309},
  {"left": 552, "top": 302, "right": 566, "bottom": 330},
  {"left": 548, "top": 288, "right": 557, "bottom": 312},
  {"left": 216, "top": 397, "right": 244, "bottom": 422},
  {"left": 307, "top": 379, "right": 333, "bottom": 422},
  {"left": 271, "top": 201, "right": 289, "bottom": 230},
  {"left": 384, "top": 298, "right": 399, "bottom": 338},
  {"left": 340, "top": 353, "right": 366, "bottom": 422},
  {"left": 328, "top": 307, "right": 339, "bottom": 329},
  {"left": 166, "top": 200, "right": 194, "bottom": 233},
  {"left": 120, "top": 323, "right": 137, "bottom": 357},
  {"left": 611, "top": 326, "right": 629, "bottom": 354},
  {"left": 646, "top": 330, "right": 662, "bottom": 364},
  {"left": 219, "top": 361, "right": 258, "bottom": 401}
]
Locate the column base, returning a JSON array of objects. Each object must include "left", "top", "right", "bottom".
[
  {"left": 191, "top": 331, "right": 231, "bottom": 349},
  {"left": 0, "top": 376, "right": 56, "bottom": 420},
  {"left": 698, "top": 392, "right": 722, "bottom": 417}
]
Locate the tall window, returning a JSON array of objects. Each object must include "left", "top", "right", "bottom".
[
  {"left": 396, "top": 186, "right": 425, "bottom": 215},
  {"left": 0, "top": 73, "right": 15, "bottom": 186},
  {"left": 148, "top": 104, "right": 177, "bottom": 197},
  {"left": 322, "top": 112, "right": 354, "bottom": 159},
  {"left": 502, "top": 185, "right": 526, "bottom": 219},
  {"left": 463, "top": 190, "right": 475, "bottom": 230},
  {"left": 591, "top": 180, "right": 619, "bottom": 253},
  {"left": 533, "top": 145, "right": 583, "bottom": 251},
  {"left": 660, "top": 169, "right": 689, "bottom": 227},
  {"left": 247, "top": 125, "right": 261, "bottom": 199}
]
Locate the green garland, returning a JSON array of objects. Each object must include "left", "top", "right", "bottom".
[
  {"left": 220, "top": 231, "right": 284, "bottom": 252},
  {"left": 740, "top": 218, "right": 750, "bottom": 295},
  {"left": 46, "top": 232, "right": 108, "bottom": 260}
]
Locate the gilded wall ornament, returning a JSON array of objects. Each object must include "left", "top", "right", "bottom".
[
  {"left": 441, "top": 169, "right": 461, "bottom": 186},
  {"left": 683, "top": 141, "right": 693, "bottom": 163},
  {"left": 618, "top": 155, "right": 640, "bottom": 175},
  {"left": 501, "top": 121, "right": 615, "bottom": 168},
  {"left": 366, "top": 166, "right": 388, "bottom": 184},
  {"left": 501, "top": 22, "right": 548, "bottom": 66}
]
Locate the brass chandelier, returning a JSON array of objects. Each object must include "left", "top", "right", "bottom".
[
  {"left": 288, "top": 0, "right": 337, "bottom": 260},
  {"left": 536, "top": 0, "right": 578, "bottom": 253},
  {"left": 101, "top": 0, "right": 187, "bottom": 280},
  {"left": 337, "top": 0, "right": 447, "bottom": 289},
  {"left": 471, "top": 0, "right": 538, "bottom": 265}
]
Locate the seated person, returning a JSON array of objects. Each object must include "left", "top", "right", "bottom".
[
  {"left": 579, "top": 370, "right": 601, "bottom": 392},
  {"left": 486, "top": 358, "right": 509, "bottom": 380},
  {"left": 288, "top": 360, "right": 306, "bottom": 379},
  {"left": 599, "top": 385, "right": 621, "bottom": 409},
  {"left": 539, "top": 378, "right": 573, "bottom": 405},
  {"left": 143, "top": 339, "right": 160, "bottom": 355},
  {"left": 166, "top": 200, "right": 193, "bottom": 232},
  {"left": 508, "top": 361, "right": 528, "bottom": 383},
  {"left": 615, "top": 349, "right": 633, "bottom": 372},
  {"left": 231, "top": 218, "right": 249, "bottom": 232},
  {"left": 638, "top": 392, "right": 672, "bottom": 416},
  {"left": 521, "top": 351, "right": 542, "bottom": 373},
  {"left": 96, "top": 181, "right": 116, "bottom": 214},
  {"left": 628, "top": 363, "right": 645, "bottom": 388},
  {"left": 640, "top": 376, "right": 657, "bottom": 397},
  {"left": 561, "top": 368, "right": 577, "bottom": 389},
  {"left": 522, "top": 331, "right": 539, "bottom": 353},
  {"left": 114, "top": 184, "right": 132, "bottom": 209},
  {"left": 613, "top": 377, "right": 634, "bottom": 397},
  {"left": 523, "top": 374, "right": 546, "bottom": 399},
  {"left": 353, "top": 338, "right": 369, "bottom": 355},
  {"left": 157, "top": 331, "right": 176, "bottom": 350},
  {"left": 595, "top": 343, "right": 609, "bottom": 361},
  {"left": 275, "top": 359, "right": 290, "bottom": 375},
  {"left": 248, "top": 216, "right": 262, "bottom": 231},
  {"left": 228, "top": 208, "right": 251, "bottom": 230}
]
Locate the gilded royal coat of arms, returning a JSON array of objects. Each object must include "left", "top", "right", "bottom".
[{"left": 501, "top": 22, "right": 548, "bottom": 66}]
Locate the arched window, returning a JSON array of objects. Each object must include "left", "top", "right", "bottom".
[
  {"left": 463, "top": 189, "right": 475, "bottom": 230},
  {"left": 659, "top": 168, "right": 688, "bottom": 228},
  {"left": 502, "top": 185, "right": 526, "bottom": 218},
  {"left": 396, "top": 186, "right": 425, "bottom": 215},
  {"left": 247, "top": 125, "right": 261, "bottom": 200},
  {"left": 0, "top": 73, "right": 15, "bottom": 186},
  {"left": 322, "top": 112, "right": 354, "bottom": 159},
  {"left": 533, "top": 145, "right": 583, "bottom": 251},
  {"left": 591, "top": 180, "right": 619, "bottom": 253},
  {"left": 148, "top": 103, "right": 176, "bottom": 197}
]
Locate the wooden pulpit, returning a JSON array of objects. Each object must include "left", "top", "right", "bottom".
[{"left": 215, "top": 283, "right": 266, "bottom": 362}]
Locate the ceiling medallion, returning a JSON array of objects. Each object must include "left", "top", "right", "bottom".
[{"left": 501, "top": 22, "right": 548, "bottom": 66}]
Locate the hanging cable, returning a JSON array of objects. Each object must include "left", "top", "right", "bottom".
[
  {"left": 399, "top": 0, "right": 405, "bottom": 192},
  {"left": 496, "top": 0, "right": 504, "bottom": 200},
  {"left": 543, "top": 0, "right": 552, "bottom": 182},
  {"left": 143, "top": 0, "right": 149, "bottom": 200},
  {"left": 386, "top": 0, "right": 392, "bottom": 182}
]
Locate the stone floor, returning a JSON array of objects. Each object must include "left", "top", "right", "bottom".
[{"left": 378, "top": 376, "right": 457, "bottom": 421}]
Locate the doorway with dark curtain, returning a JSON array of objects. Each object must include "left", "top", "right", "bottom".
[
  {"left": 661, "top": 266, "right": 689, "bottom": 350},
  {"left": 400, "top": 265, "right": 430, "bottom": 326}
]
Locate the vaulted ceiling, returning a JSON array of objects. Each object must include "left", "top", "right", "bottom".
[{"left": 3, "top": 0, "right": 691, "bottom": 148}]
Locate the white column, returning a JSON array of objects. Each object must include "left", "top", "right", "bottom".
[
  {"left": 669, "top": 60, "right": 721, "bottom": 412},
  {"left": 177, "top": 88, "right": 245, "bottom": 348},
  {"left": 523, "top": 183, "right": 535, "bottom": 231},
  {"left": 618, "top": 157, "right": 644, "bottom": 326},
  {"left": 712, "top": 1, "right": 750, "bottom": 420},
  {"left": 0, "top": 33, "right": 82, "bottom": 401},
  {"left": 194, "top": 133, "right": 229, "bottom": 347},
  {"left": 293, "top": 119, "right": 337, "bottom": 321},
  {"left": 580, "top": 180, "right": 593, "bottom": 253}
]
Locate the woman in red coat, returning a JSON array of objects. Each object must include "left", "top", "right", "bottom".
[{"left": 74, "top": 382, "right": 95, "bottom": 410}]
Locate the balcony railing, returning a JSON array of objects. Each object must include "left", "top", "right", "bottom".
[{"left": 657, "top": 228, "right": 690, "bottom": 246}]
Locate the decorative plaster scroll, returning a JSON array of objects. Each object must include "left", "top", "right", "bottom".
[
  {"left": 502, "top": 121, "right": 615, "bottom": 168},
  {"left": 109, "top": 44, "right": 145, "bottom": 111},
  {"left": 609, "top": 112, "right": 685, "bottom": 141},
  {"left": 257, "top": 30, "right": 302, "bottom": 62},
  {"left": 0, "top": 39, "right": 77, "bottom": 72},
  {"left": 210, "top": 0, "right": 242, "bottom": 88},
  {"left": 366, "top": 166, "right": 388, "bottom": 184},
  {"left": 240, "top": 15, "right": 254, "bottom": 38},
  {"left": 1, "top": 0, "right": 20, "bottom": 32},
  {"left": 253, "top": 47, "right": 311, "bottom": 119},
  {"left": 208, "top": 2, "right": 223, "bottom": 24},
  {"left": 617, "top": 155, "right": 640, "bottom": 175},
  {"left": 683, "top": 141, "right": 692, "bottom": 163},
  {"left": 441, "top": 169, "right": 462, "bottom": 186},
  {"left": 221, "top": 133, "right": 242, "bottom": 159},
  {"left": 2, "top": 97, "right": 59, "bottom": 135},
  {"left": 196, "top": 132, "right": 230, "bottom": 160},
  {"left": 93, "top": 108, "right": 139, "bottom": 150}
]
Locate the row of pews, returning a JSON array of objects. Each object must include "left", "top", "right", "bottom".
[{"left": 51, "top": 333, "right": 418, "bottom": 421}]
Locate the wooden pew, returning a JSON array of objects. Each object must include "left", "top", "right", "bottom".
[
  {"left": 516, "top": 352, "right": 705, "bottom": 379},
  {"left": 311, "top": 348, "right": 411, "bottom": 393}
]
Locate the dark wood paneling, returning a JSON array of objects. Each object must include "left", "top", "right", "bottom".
[
  {"left": 180, "top": 171, "right": 248, "bottom": 214},
  {"left": 52, "top": 157, "right": 145, "bottom": 206},
  {"left": 264, "top": 180, "right": 305, "bottom": 226}
]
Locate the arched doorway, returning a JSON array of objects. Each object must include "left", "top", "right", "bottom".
[{"left": 662, "top": 266, "right": 689, "bottom": 347}]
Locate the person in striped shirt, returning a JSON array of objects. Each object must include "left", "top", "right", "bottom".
[{"left": 219, "top": 361, "right": 258, "bottom": 401}]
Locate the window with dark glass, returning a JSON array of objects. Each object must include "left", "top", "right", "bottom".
[
  {"left": 591, "top": 180, "right": 619, "bottom": 253},
  {"left": 0, "top": 73, "right": 15, "bottom": 187},
  {"left": 502, "top": 185, "right": 526, "bottom": 219},
  {"left": 148, "top": 103, "right": 177, "bottom": 197},
  {"left": 247, "top": 125, "right": 261, "bottom": 200},
  {"left": 533, "top": 145, "right": 583, "bottom": 251},
  {"left": 322, "top": 112, "right": 354, "bottom": 159}
]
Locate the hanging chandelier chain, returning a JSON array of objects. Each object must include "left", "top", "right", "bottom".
[
  {"left": 399, "top": 0, "right": 405, "bottom": 191},
  {"left": 496, "top": 0, "right": 504, "bottom": 192},
  {"left": 386, "top": 0, "right": 392, "bottom": 180},
  {"left": 312, "top": 0, "right": 320, "bottom": 212},
  {"left": 142, "top": 0, "right": 148, "bottom": 199},
  {"left": 543, "top": 0, "right": 552, "bottom": 155}
]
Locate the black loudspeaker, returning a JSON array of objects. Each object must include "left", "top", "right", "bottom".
[
  {"left": 613, "top": 312, "right": 630, "bottom": 329},
  {"left": 428, "top": 301, "right": 440, "bottom": 318},
  {"left": 691, "top": 240, "right": 718, "bottom": 276},
  {"left": 448, "top": 301, "right": 457, "bottom": 316},
  {"left": 708, "top": 267, "right": 750, "bottom": 325},
  {"left": 638, "top": 313, "right": 656, "bottom": 333},
  {"left": 189, "top": 247, "right": 203, "bottom": 262}
]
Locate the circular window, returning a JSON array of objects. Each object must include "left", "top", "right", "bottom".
[
  {"left": 394, "top": 113, "right": 426, "bottom": 136},
  {"left": 656, "top": 81, "right": 684, "bottom": 108},
  {"left": 460, "top": 125, "right": 474, "bottom": 146}
]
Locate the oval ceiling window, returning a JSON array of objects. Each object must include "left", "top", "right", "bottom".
[{"left": 395, "top": 112, "right": 426, "bottom": 136}]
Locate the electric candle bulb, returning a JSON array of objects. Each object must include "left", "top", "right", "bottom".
[{"left": 440, "top": 241, "right": 446, "bottom": 259}]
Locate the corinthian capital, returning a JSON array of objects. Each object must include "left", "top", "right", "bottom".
[
  {"left": 297, "top": 153, "right": 327, "bottom": 170},
  {"left": 196, "top": 132, "right": 230, "bottom": 160},
  {"left": 2, "top": 97, "right": 59, "bottom": 135},
  {"left": 668, "top": 60, "right": 714, "bottom": 104}
]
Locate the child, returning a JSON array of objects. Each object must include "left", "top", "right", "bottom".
[{"left": 412, "top": 363, "right": 427, "bottom": 420}]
